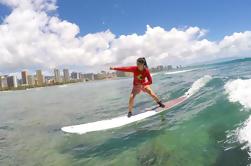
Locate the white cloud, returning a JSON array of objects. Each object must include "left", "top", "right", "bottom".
[
  {"left": 0, "top": 0, "right": 251, "bottom": 73},
  {"left": 219, "top": 31, "right": 251, "bottom": 56},
  {"left": 0, "top": 0, "right": 57, "bottom": 11}
]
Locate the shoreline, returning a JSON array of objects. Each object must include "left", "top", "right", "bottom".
[{"left": 0, "top": 77, "right": 122, "bottom": 92}]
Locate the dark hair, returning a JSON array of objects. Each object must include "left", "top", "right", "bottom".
[{"left": 137, "top": 57, "right": 148, "bottom": 68}]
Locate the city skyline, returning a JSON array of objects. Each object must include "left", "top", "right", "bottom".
[
  {"left": 0, "top": 64, "right": 176, "bottom": 79},
  {"left": 0, "top": 64, "right": 174, "bottom": 91}
]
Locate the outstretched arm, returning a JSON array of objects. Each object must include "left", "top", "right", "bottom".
[{"left": 110, "top": 66, "right": 136, "bottom": 72}]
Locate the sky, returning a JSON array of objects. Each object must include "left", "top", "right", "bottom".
[
  {"left": 0, "top": 0, "right": 251, "bottom": 74},
  {"left": 56, "top": 0, "right": 251, "bottom": 40}
]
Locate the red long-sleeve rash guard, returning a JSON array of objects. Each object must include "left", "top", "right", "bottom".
[{"left": 113, "top": 66, "right": 152, "bottom": 86}]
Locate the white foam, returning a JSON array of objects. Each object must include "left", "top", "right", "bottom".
[
  {"left": 151, "top": 73, "right": 159, "bottom": 76},
  {"left": 58, "top": 85, "right": 68, "bottom": 88},
  {"left": 237, "top": 116, "right": 251, "bottom": 156},
  {"left": 225, "top": 79, "right": 251, "bottom": 156},
  {"left": 165, "top": 69, "right": 198, "bottom": 75},
  {"left": 185, "top": 75, "right": 212, "bottom": 97},
  {"left": 0, "top": 90, "right": 11, "bottom": 93},
  {"left": 225, "top": 79, "right": 251, "bottom": 109}
]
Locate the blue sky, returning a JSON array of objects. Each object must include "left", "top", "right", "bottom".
[
  {"left": 1, "top": 0, "right": 249, "bottom": 40},
  {"left": 55, "top": 0, "right": 251, "bottom": 40}
]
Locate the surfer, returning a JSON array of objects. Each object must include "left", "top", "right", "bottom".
[{"left": 110, "top": 57, "right": 165, "bottom": 118}]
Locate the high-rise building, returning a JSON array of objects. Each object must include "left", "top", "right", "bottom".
[
  {"left": 28, "top": 75, "right": 35, "bottom": 85},
  {"left": 71, "top": 72, "right": 79, "bottom": 80},
  {"left": 7, "top": 76, "right": 17, "bottom": 88},
  {"left": 0, "top": 76, "right": 8, "bottom": 89},
  {"left": 116, "top": 71, "right": 133, "bottom": 77},
  {"left": 63, "top": 69, "right": 70, "bottom": 82},
  {"left": 21, "top": 70, "right": 28, "bottom": 85},
  {"left": 94, "top": 73, "right": 106, "bottom": 80},
  {"left": 36, "top": 70, "right": 44, "bottom": 86},
  {"left": 0, "top": 76, "right": 3, "bottom": 89},
  {"left": 54, "top": 69, "right": 61, "bottom": 83},
  {"left": 79, "top": 73, "right": 85, "bottom": 81},
  {"left": 167, "top": 65, "right": 173, "bottom": 70},
  {"left": 83, "top": 73, "right": 94, "bottom": 81},
  {"left": 0, "top": 76, "right": 2, "bottom": 89},
  {"left": 157, "top": 65, "right": 164, "bottom": 71}
]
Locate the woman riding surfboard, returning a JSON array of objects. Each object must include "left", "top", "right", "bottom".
[{"left": 110, "top": 57, "right": 165, "bottom": 117}]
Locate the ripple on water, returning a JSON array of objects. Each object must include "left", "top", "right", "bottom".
[{"left": 0, "top": 125, "right": 13, "bottom": 131}]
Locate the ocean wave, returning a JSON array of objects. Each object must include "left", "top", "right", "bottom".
[
  {"left": 225, "top": 79, "right": 251, "bottom": 156},
  {"left": 165, "top": 69, "right": 198, "bottom": 75},
  {"left": 237, "top": 116, "right": 251, "bottom": 156},
  {"left": 185, "top": 75, "right": 212, "bottom": 97},
  {"left": 225, "top": 79, "right": 251, "bottom": 109},
  {"left": 151, "top": 73, "right": 159, "bottom": 76}
]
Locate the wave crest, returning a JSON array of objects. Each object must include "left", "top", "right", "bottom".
[
  {"left": 185, "top": 75, "right": 212, "bottom": 97},
  {"left": 225, "top": 79, "right": 251, "bottom": 157}
]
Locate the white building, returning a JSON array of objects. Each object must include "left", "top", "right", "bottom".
[
  {"left": 54, "top": 69, "right": 61, "bottom": 83},
  {"left": 28, "top": 75, "right": 35, "bottom": 85},
  {"left": 83, "top": 73, "right": 94, "bottom": 81},
  {"left": 0, "top": 76, "right": 8, "bottom": 89},
  {"left": 63, "top": 69, "right": 70, "bottom": 82},
  {"left": 7, "top": 76, "right": 18, "bottom": 88},
  {"left": 36, "top": 70, "right": 44, "bottom": 86}
]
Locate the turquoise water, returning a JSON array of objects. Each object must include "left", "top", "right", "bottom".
[{"left": 1, "top": 60, "right": 251, "bottom": 166}]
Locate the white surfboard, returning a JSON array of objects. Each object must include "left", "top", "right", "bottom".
[
  {"left": 62, "top": 96, "right": 188, "bottom": 134},
  {"left": 61, "top": 75, "right": 212, "bottom": 135}
]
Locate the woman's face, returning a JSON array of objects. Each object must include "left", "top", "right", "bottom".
[{"left": 137, "top": 62, "right": 144, "bottom": 71}]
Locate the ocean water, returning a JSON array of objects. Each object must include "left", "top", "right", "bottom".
[{"left": 1, "top": 60, "right": 251, "bottom": 166}]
